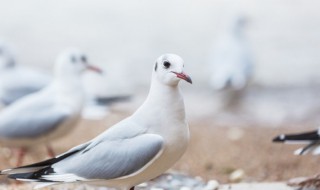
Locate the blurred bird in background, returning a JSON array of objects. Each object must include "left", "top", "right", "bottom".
[
  {"left": 0, "top": 40, "right": 131, "bottom": 119},
  {"left": 273, "top": 129, "right": 320, "bottom": 188},
  {"left": 0, "top": 48, "right": 102, "bottom": 166},
  {"left": 0, "top": 41, "right": 51, "bottom": 106},
  {"left": 209, "top": 14, "right": 253, "bottom": 111}
]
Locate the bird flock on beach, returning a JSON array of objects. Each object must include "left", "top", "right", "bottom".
[{"left": 0, "top": 14, "right": 318, "bottom": 190}]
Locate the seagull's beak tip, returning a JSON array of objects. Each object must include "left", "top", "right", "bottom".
[
  {"left": 183, "top": 74, "right": 192, "bottom": 84},
  {"left": 174, "top": 72, "right": 192, "bottom": 84},
  {"left": 187, "top": 77, "right": 193, "bottom": 84}
]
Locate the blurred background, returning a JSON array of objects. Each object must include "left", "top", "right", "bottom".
[{"left": 0, "top": 0, "right": 320, "bottom": 186}]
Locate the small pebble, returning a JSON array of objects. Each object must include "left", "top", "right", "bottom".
[
  {"left": 137, "top": 183, "right": 148, "bottom": 187},
  {"left": 229, "top": 169, "right": 245, "bottom": 183},
  {"left": 166, "top": 175, "right": 173, "bottom": 181},
  {"left": 203, "top": 180, "right": 219, "bottom": 190}
]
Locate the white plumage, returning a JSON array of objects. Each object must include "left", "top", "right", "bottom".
[{"left": 1, "top": 54, "right": 192, "bottom": 190}]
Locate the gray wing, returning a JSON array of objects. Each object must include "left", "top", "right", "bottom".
[
  {"left": 0, "top": 68, "right": 50, "bottom": 105},
  {"left": 0, "top": 87, "right": 41, "bottom": 105},
  {"left": 0, "top": 93, "right": 70, "bottom": 139},
  {"left": 48, "top": 134, "right": 163, "bottom": 180}
]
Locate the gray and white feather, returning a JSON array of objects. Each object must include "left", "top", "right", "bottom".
[
  {"left": 0, "top": 48, "right": 102, "bottom": 148},
  {"left": 0, "top": 41, "right": 51, "bottom": 105}
]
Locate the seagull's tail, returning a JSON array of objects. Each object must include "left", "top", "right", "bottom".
[
  {"left": 1, "top": 143, "right": 88, "bottom": 189},
  {"left": 272, "top": 129, "right": 320, "bottom": 143},
  {"left": 7, "top": 169, "right": 57, "bottom": 189},
  {"left": 273, "top": 129, "right": 320, "bottom": 155},
  {"left": 1, "top": 149, "right": 80, "bottom": 175}
]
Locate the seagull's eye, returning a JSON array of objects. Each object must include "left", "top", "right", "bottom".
[
  {"left": 163, "top": 61, "right": 171, "bottom": 69},
  {"left": 81, "top": 55, "right": 87, "bottom": 63}
]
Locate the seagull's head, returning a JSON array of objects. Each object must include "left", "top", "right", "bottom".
[
  {"left": 55, "top": 48, "right": 102, "bottom": 77},
  {"left": 153, "top": 54, "right": 192, "bottom": 86},
  {"left": 0, "top": 41, "right": 15, "bottom": 70}
]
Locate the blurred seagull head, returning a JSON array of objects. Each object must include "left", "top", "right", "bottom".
[
  {"left": 230, "top": 15, "right": 248, "bottom": 35},
  {"left": 0, "top": 41, "right": 15, "bottom": 71},
  {"left": 153, "top": 54, "right": 192, "bottom": 86},
  {"left": 54, "top": 48, "right": 102, "bottom": 78}
]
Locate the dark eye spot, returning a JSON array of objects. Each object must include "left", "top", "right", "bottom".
[
  {"left": 81, "top": 55, "right": 87, "bottom": 63},
  {"left": 70, "top": 56, "right": 77, "bottom": 63},
  {"left": 163, "top": 61, "right": 171, "bottom": 69},
  {"left": 154, "top": 62, "right": 158, "bottom": 71}
]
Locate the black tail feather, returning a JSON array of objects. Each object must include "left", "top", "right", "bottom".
[
  {"left": 1, "top": 149, "right": 81, "bottom": 176},
  {"left": 9, "top": 166, "right": 54, "bottom": 182},
  {"left": 15, "top": 149, "right": 80, "bottom": 170},
  {"left": 273, "top": 130, "right": 320, "bottom": 143}
]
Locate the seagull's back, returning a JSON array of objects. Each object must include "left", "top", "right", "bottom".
[{"left": 0, "top": 66, "right": 51, "bottom": 105}]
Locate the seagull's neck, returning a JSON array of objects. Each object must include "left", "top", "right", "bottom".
[
  {"left": 53, "top": 75, "right": 85, "bottom": 110},
  {"left": 132, "top": 76, "right": 186, "bottom": 128},
  {"left": 147, "top": 79, "right": 181, "bottom": 102}
]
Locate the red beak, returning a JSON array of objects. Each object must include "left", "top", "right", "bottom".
[
  {"left": 172, "top": 71, "right": 192, "bottom": 84},
  {"left": 86, "top": 64, "right": 103, "bottom": 74}
]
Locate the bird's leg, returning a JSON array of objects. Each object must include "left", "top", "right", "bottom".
[
  {"left": 46, "top": 144, "right": 55, "bottom": 158},
  {"left": 16, "top": 147, "right": 26, "bottom": 167},
  {"left": 130, "top": 187, "right": 135, "bottom": 190}
]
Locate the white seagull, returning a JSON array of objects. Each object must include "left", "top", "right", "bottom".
[
  {"left": 0, "top": 48, "right": 102, "bottom": 166},
  {"left": 0, "top": 54, "right": 192, "bottom": 190},
  {"left": 273, "top": 128, "right": 320, "bottom": 155},
  {"left": 0, "top": 41, "right": 51, "bottom": 106},
  {"left": 0, "top": 41, "right": 130, "bottom": 118},
  {"left": 209, "top": 15, "right": 253, "bottom": 91}
]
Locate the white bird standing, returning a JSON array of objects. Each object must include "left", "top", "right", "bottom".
[
  {"left": 0, "top": 54, "right": 192, "bottom": 190},
  {"left": 209, "top": 15, "right": 253, "bottom": 91},
  {"left": 0, "top": 48, "right": 102, "bottom": 166},
  {"left": 208, "top": 15, "right": 253, "bottom": 111},
  {"left": 0, "top": 41, "right": 130, "bottom": 119},
  {"left": 0, "top": 41, "right": 51, "bottom": 106}
]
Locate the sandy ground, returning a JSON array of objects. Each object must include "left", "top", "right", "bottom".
[
  {"left": 0, "top": 183, "right": 295, "bottom": 190},
  {"left": 0, "top": 110, "right": 317, "bottom": 189},
  {"left": 0, "top": 89, "right": 319, "bottom": 189}
]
